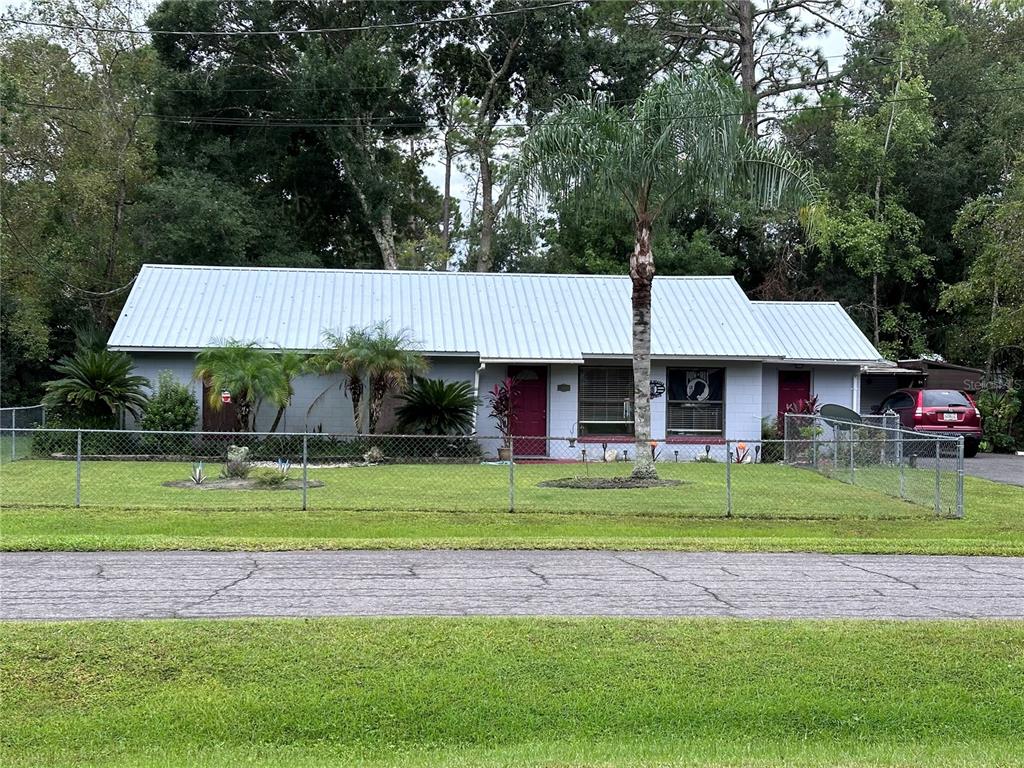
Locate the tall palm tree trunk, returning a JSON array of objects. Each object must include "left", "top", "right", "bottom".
[
  {"left": 348, "top": 378, "right": 365, "bottom": 434},
  {"left": 630, "top": 213, "right": 657, "bottom": 480}
]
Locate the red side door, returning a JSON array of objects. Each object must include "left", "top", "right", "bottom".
[
  {"left": 202, "top": 381, "right": 237, "bottom": 432},
  {"left": 778, "top": 371, "right": 812, "bottom": 422},
  {"left": 508, "top": 365, "right": 548, "bottom": 457}
]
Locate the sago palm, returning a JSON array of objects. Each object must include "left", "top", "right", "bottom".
[
  {"left": 43, "top": 349, "right": 151, "bottom": 427},
  {"left": 517, "top": 69, "right": 820, "bottom": 479},
  {"left": 395, "top": 377, "right": 478, "bottom": 435}
]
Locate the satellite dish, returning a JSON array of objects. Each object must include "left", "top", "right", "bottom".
[{"left": 820, "top": 403, "right": 862, "bottom": 430}]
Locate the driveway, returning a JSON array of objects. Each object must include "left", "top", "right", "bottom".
[
  {"left": 3, "top": 550, "right": 1023, "bottom": 621},
  {"left": 965, "top": 453, "right": 1024, "bottom": 486}
]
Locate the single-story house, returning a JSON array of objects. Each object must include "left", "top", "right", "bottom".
[{"left": 108, "top": 264, "right": 884, "bottom": 455}]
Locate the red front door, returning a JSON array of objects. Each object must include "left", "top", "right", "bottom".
[
  {"left": 508, "top": 365, "right": 547, "bottom": 456},
  {"left": 778, "top": 370, "right": 811, "bottom": 422}
]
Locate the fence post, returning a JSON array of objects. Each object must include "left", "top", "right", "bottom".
[
  {"left": 955, "top": 437, "right": 965, "bottom": 519},
  {"left": 897, "top": 432, "right": 905, "bottom": 499},
  {"left": 848, "top": 429, "right": 855, "bottom": 485},
  {"left": 302, "top": 433, "right": 308, "bottom": 511},
  {"left": 9, "top": 409, "right": 14, "bottom": 462},
  {"left": 508, "top": 437, "right": 515, "bottom": 513},
  {"left": 782, "top": 414, "right": 790, "bottom": 464},
  {"left": 725, "top": 440, "right": 732, "bottom": 518},
  {"left": 934, "top": 439, "right": 941, "bottom": 517},
  {"left": 75, "top": 428, "right": 82, "bottom": 508}
]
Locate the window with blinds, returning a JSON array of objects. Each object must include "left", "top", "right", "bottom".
[
  {"left": 666, "top": 368, "right": 725, "bottom": 435},
  {"left": 578, "top": 367, "right": 634, "bottom": 436}
]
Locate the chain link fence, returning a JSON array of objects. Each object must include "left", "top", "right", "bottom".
[
  {"left": 0, "top": 405, "right": 46, "bottom": 464},
  {"left": 783, "top": 413, "right": 964, "bottom": 518},
  {"left": 1, "top": 425, "right": 965, "bottom": 519}
]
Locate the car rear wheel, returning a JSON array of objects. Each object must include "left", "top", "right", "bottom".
[{"left": 964, "top": 440, "right": 979, "bottom": 458}]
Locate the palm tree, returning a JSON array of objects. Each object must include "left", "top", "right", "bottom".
[
  {"left": 194, "top": 342, "right": 297, "bottom": 432},
  {"left": 43, "top": 349, "right": 151, "bottom": 427},
  {"left": 517, "top": 70, "right": 819, "bottom": 479},
  {"left": 267, "top": 351, "right": 307, "bottom": 433},
  {"left": 306, "top": 327, "right": 373, "bottom": 433},
  {"left": 363, "top": 323, "right": 428, "bottom": 433},
  {"left": 309, "top": 324, "right": 427, "bottom": 434}
]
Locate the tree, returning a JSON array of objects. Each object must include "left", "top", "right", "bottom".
[
  {"left": 940, "top": 172, "right": 1024, "bottom": 377},
  {"left": 43, "top": 349, "right": 150, "bottom": 427},
  {"left": 1, "top": 0, "right": 156, "bottom": 402},
  {"left": 817, "top": 0, "right": 946, "bottom": 354},
  {"left": 629, "top": 0, "right": 868, "bottom": 135},
  {"left": 362, "top": 324, "right": 428, "bottom": 434},
  {"left": 307, "top": 328, "right": 373, "bottom": 434},
  {"left": 193, "top": 343, "right": 298, "bottom": 432},
  {"left": 147, "top": 0, "right": 444, "bottom": 271},
  {"left": 517, "top": 70, "right": 818, "bottom": 479}
]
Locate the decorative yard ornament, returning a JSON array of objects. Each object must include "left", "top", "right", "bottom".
[
  {"left": 221, "top": 390, "right": 232, "bottom": 404},
  {"left": 650, "top": 380, "right": 666, "bottom": 398}
]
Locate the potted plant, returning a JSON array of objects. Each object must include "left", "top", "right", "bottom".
[{"left": 487, "top": 377, "right": 517, "bottom": 461}]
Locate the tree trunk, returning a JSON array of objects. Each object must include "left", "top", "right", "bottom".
[
  {"left": 736, "top": 0, "right": 758, "bottom": 137},
  {"left": 369, "top": 377, "right": 389, "bottom": 434},
  {"left": 476, "top": 142, "right": 496, "bottom": 272},
  {"left": 371, "top": 206, "right": 399, "bottom": 270},
  {"left": 441, "top": 134, "right": 454, "bottom": 254},
  {"left": 630, "top": 214, "right": 657, "bottom": 480},
  {"left": 348, "top": 377, "right": 365, "bottom": 434},
  {"left": 872, "top": 271, "right": 880, "bottom": 348},
  {"left": 269, "top": 405, "right": 285, "bottom": 434}
]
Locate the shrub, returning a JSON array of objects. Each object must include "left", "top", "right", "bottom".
[
  {"left": 141, "top": 372, "right": 199, "bottom": 432},
  {"left": 223, "top": 445, "right": 252, "bottom": 478},
  {"left": 760, "top": 417, "right": 784, "bottom": 463},
  {"left": 395, "top": 377, "right": 478, "bottom": 435},
  {"left": 977, "top": 389, "right": 1020, "bottom": 453}
]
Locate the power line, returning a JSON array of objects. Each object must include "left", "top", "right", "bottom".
[
  {"left": 2, "top": 1, "right": 582, "bottom": 37},
  {"left": 12, "top": 84, "right": 1024, "bottom": 131}
]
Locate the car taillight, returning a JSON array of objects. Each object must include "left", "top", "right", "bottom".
[
  {"left": 973, "top": 407, "right": 981, "bottom": 418},
  {"left": 915, "top": 407, "right": 923, "bottom": 417}
]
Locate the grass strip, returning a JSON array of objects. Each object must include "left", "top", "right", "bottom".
[{"left": 2, "top": 617, "right": 1023, "bottom": 767}]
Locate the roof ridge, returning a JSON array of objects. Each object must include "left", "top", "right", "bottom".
[{"left": 138, "top": 264, "right": 735, "bottom": 281}]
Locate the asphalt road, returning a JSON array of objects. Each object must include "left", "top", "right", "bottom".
[
  {"left": 964, "top": 453, "right": 1024, "bottom": 486},
  {"left": 3, "top": 550, "right": 1023, "bottom": 621}
]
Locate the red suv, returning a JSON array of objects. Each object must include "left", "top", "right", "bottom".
[{"left": 876, "top": 388, "right": 982, "bottom": 457}]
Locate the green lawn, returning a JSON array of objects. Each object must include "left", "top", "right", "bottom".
[
  {"left": 1, "top": 460, "right": 1021, "bottom": 554},
  {"left": 1, "top": 455, "right": 963, "bottom": 517},
  {"left": 2, "top": 618, "right": 1022, "bottom": 767}
]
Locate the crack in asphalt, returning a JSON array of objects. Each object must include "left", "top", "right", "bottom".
[
  {"left": 836, "top": 559, "right": 921, "bottom": 590},
  {"left": 173, "top": 557, "right": 262, "bottom": 617},
  {"left": 612, "top": 555, "right": 671, "bottom": 582},
  {"left": 527, "top": 567, "right": 551, "bottom": 586},
  {"left": 687, "top": 581, "right": 738, "bottom": 610},
  {"left": 3, "top": 552, "right": 1022, "bottom": 620}
]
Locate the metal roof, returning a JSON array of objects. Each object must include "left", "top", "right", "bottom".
[
  {"left": 109, "top": 265, "right": 881, "bottom": 363},
  {"left": 750, "top": 301, "right": 882, "bottom": 363}
]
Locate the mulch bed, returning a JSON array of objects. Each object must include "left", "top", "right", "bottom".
[
  {"left": 162, "top": 478, "right": 324, "bottom": 491},
  {"left": 537, "top": 477, "right": 684, "bottom": 490}
]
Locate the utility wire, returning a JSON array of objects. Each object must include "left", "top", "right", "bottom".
[
  {"left": 2, "top": 1, "right": 582, "bottom": 37},
  {"left": 11, "top": 84, "right": 1024, "bottom": 131}
]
